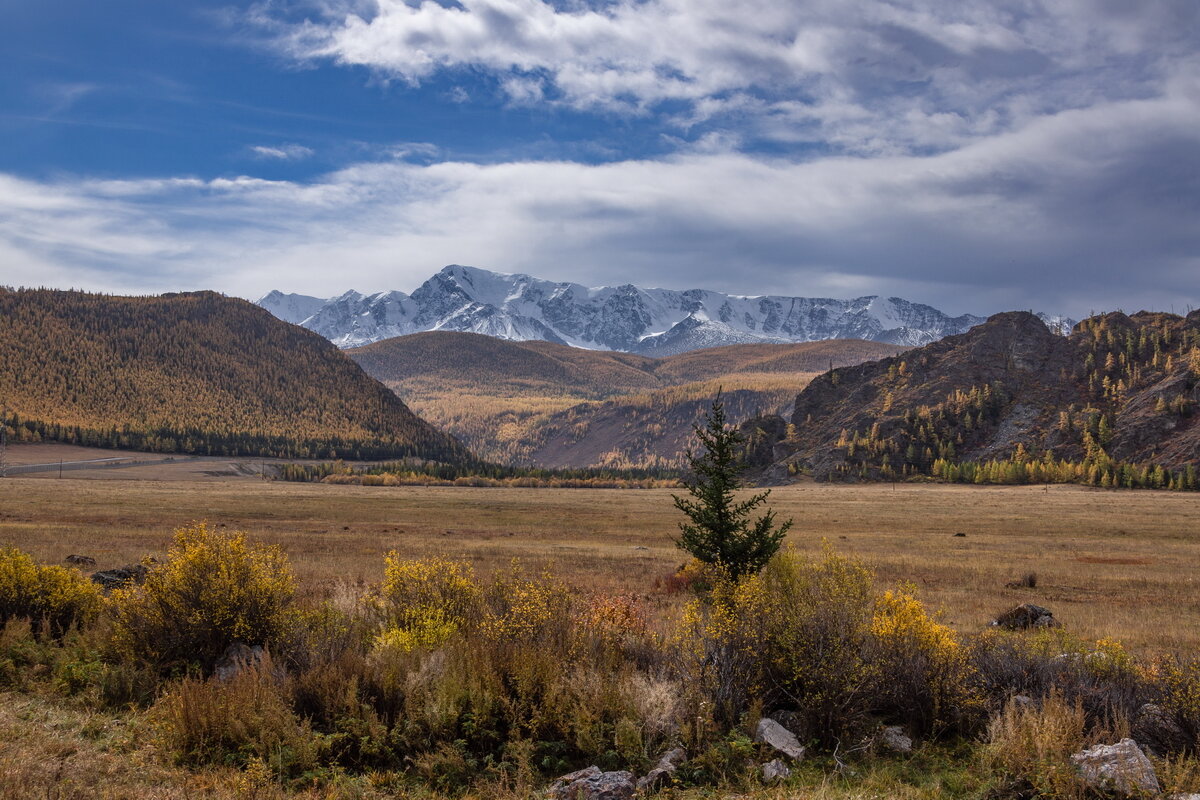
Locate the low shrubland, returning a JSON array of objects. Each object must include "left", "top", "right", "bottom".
[{"left": 2, "top": 523, "right": 1198, "bottom": 798}]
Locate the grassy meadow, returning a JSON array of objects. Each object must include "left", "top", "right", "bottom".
[
  {"left": 3, "top": 468, "right": 1200, "bottom": 800},
  {"left": 3, "top": 474, "right": 1199, "bottom": 651}
]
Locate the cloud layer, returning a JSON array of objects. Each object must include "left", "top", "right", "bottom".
[
  {"left": 3, "top": 69, "right": 1198, "bottom": 316},
  {"left": 2, "top": 0, "right": 1198, "bottom": 317}
]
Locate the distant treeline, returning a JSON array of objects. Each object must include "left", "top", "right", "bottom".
[{"left": 278, "top": 459, "right": 682, "bottom": 489}]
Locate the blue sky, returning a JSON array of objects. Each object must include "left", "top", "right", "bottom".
[{"left": 1, "top": 0, "right": 1198, "bottom": 317}]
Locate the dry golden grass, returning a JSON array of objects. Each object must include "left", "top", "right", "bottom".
[{"left": 2, "top": 473, "right": 1199, "bottom": 653}]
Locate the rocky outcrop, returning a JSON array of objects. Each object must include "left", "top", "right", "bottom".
[
  {"left": 63, "top": 554, "right": 96, "bottom": 567},
  {"left": 1070, "top": 739, "right": 1159, "bottom": 797}
]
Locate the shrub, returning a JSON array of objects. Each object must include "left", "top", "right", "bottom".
[
  {"left": 0, "top": 547, "right": 102, "bottom": 639},
  {"left": 969, "top": 628, "right": 1148, "bottom": 725},
  {"left": 378, "top": 554, "right": 480, "bottom": 652},
  {"left": 155, "top": 655, "right": 318, "bottom": 775},
  {"left": 676, "top": 546, "right": 878, "bottom": 738},
  {"left": 1148, "top": 654, "right": 1200, "bottom": 753},
  {"left": 870, "top": 587, "right": 984, "bottom": 736},
  {"left": 110, "top": 523, "right": 295, "bottom": 672},
  {"left": 981, "top": 692, "right": 1097, "bottom": 800}
]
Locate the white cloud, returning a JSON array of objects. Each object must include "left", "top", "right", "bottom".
[
  {"left": 1, "top": 82, "right": 1197, "bottom": 316},
  {"left": 250, "top": 143, "right": 315, "bottom": 160},
  {"left": 250, "top": 0, "right": 1198, "bottom": 154}
]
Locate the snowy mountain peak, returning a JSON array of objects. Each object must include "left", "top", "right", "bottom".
[{"left": 256, "top": 265, "right": 1074, "bottom": 355}]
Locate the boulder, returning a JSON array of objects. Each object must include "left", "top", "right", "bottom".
[
  {"left": 213, "top": 642, "right": 266, "bottom": 682},
  {"left": 754, "top": 717, "right": 805, "bottom": 761},
  {"left": 547, "top": 767, "right": 636, "bottom": 800},
  {"left": 879, "top": 726, "right": 913, "bottom": 754},
  {"left": 992, "top": 603, "right": 1058, "bottom": 630},
  {"left": 64, "top": 554, "right": 97, "bottom": 567},
  {"left": 1132, "top": 703, "right": 1190, "bottom": 756},
  {"left": 90, "top": 563, "right": 149, "bottom": 591},
  {"left": 760, "top": 759, "right": 791, "bottom": 783},
  {"left": 1070, "top": 738, "right": 1160, "bottom": 797},
  {"left": 635, "top": 748, "right": 686, "bottom": 793}
]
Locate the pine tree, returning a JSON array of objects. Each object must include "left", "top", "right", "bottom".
[{"left": 672, "top": 394, "right": 792, "bottom": 581}]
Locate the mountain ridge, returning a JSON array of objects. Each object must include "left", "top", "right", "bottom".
[
  {"left": 258, "top": 265, "right": 1075, "bottom": 355},
  {"left": 767, "top": 310, "right": 1200, "bottom": 485}
]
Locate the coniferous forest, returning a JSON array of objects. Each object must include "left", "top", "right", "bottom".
[{"left": 0, "top": 288, "right": 468, "bottom": 462}]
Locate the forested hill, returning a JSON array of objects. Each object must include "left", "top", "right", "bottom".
[
  {"left": 776, "top": 310, "right": 1200, "bottom": 488},
  {"left": 0, "top": 288, "right": 468, "bottom": 462}
]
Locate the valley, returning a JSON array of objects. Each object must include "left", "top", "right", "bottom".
[{"left": 348, "top": 332, "right": 902, "bottom": 466}]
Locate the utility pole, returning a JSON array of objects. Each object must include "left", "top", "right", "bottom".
[{"left": 0, "top": 404, "right": 9, "bottom": 478}]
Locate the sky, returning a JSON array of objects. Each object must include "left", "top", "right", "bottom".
[{"left": 1, "top": 0, "right": 1198, "bottom": 318}]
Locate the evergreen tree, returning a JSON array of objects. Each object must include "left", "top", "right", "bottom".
[{"left": 672, "top": 394, "right": 792, "bottom": 581}]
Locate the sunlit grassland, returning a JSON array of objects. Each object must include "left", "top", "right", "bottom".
[{"left": 3, "top": 476, "right": 1198, "bottom": 653}]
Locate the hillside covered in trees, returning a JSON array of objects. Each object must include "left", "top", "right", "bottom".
[
  {"left": 773, "top": 310, "right": 1200, "bottom": 489},
  {"left": 348, "top": 332, "right": 903, "bottom": 468},
  {"left": 0, "top": 288, "right": 468, "bottom": 462}
]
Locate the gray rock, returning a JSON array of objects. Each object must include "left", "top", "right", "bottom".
[
  {"left": 1167, "top": 794, "right": 1200, "bottom": 800},
  {"left": 1132, "top": 702, "right": 1190, "bottom": 756},
  {"left": 992, "top": 603, "right": 1058, "bottom": 630},
  {"left": 64, "top": 554, "right": 96, "bottom": 567},
  {"left": 548, "top": 767, "right": 636, "bottom": 800},
  {"left": 754, "top": 717, "right": 805, "bottom": 761},
  {"left": 760, "top": 759, "right": 791, "bottom": 783},
  {"left": 768, "top": 710, "right": 806, "bottom": 740},
  {"left": 636, "top": 748, "right": 686, "bottom": 793},
  {"left": 213, "top": 642, "right": 266, "bottom": 682},
  {"left": 90, "top": 563, "right": 149, "bottom": 591},
  {"left": 1011, "top": 694, "right": 1035, "bottom": 710},
  {"left": 879, "top": 726, "right": 913, "bottom": 754},
  {"left": 1070, "top": 738, "right": 1160, "bottom": 797}
]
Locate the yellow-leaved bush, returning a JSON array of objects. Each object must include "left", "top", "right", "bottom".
[
  {"left": 376, "top": 554, "right": 480, "bottom": 654},
  {"left": 675, "top": 545, "right": 982, "bottom": 742},
  {"left": 870, "top": 587, "right": 983, "bottom": 735},
  {"left": 110, "top": 523, "right": 295, "bottom": 672},
  {"left": 0, "top": 547, "right": 101, "bottom": 638}
]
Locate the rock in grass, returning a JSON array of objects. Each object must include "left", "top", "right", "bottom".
[
  {"left": 89, "top": 563, "right": 149, "bottom": 591},
  {"left": 761, "top": 759, "right": 791, "bottom": 783},
  {"left": 879, "top": 726, "right": 913, "bottom": 754},
  {"left": 1070, "top": 738, "right": 1160, "bottom": 797},
  {"left": 213, "top": 642, "right": 266, "bottom": 682},
  {"left": 636, "top": 748, "right": 686, "bottom": 793},
  {"left": 992, "top": 603, "right": 1058, "bottom": 630},
  {"left": 1132, "top": 702, "right": 1190, "bottom": 756},
  {"left": 754, "top": 717, "right": 805, "bottom": 761},
  {"left": 547, "top": 766, "right": 636, "bottom": 800}
]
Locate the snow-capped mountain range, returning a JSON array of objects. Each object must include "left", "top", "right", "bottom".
[{"left": 257, "top": 265, "right": 1074, "bottom": 355}]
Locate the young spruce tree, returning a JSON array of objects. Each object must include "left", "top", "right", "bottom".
[{"left": 673, "top": 393, "right": 792, "bottom": 581}]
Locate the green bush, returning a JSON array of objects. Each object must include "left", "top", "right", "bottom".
[
  {"left": 0, "top": 547, "right": 102, "bottom": 639},
  {"left": 110, "top": 522, "right": 295, "bottom": 672}
]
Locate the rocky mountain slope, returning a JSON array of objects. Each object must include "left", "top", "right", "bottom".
[
  {"left": 769, "top": 310, "right": 1200, "bottom": 486},
  {"left": 0, "top": 288, "right": 468, "bottom": 463},
  {"left": 258, "top": 265, "right": 1073, "bottom": 355},
  {"left": 347, "top": 332, "right": 903, "bottom": 467}
]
